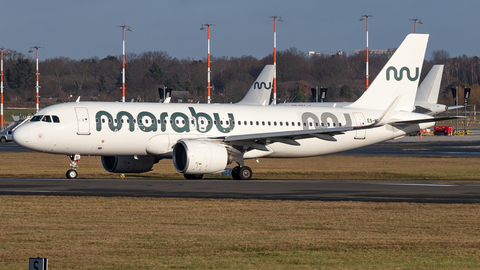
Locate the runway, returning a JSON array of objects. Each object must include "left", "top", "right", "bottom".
[{"left": 0, "top": 178, "right": 479, "bottom": 203}]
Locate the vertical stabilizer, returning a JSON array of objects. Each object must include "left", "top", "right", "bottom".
[
  {"left": 348, "top": 34, "right": 429, "bottom": 111},
  {"left": 415, "top": 65, "right": 444, "bottom": 104},
  {"left": 237, "top": 65, "right": 274, "bottom": 105}
]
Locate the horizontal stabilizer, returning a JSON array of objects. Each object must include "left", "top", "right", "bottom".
[{"left": 390, "top": 116, "right": 467, "bottom": 125}]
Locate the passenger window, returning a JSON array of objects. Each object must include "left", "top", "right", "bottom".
[
  {"left": 280, "top": 122, "right": 283, "bottom": 126},
  {"left": 298, "top": 122, "right": 301, "bottom": 126},
  {"left": 274, "top": 122, "right": 277, "bottom": 126},
  {"left": 339, "top": 123, "right": 342, "bottom": 127},
  {"left": 268, "top": 121, "right": 271, "bottom": 126},
  {"left": 309, "top": 122, "right": 312, "bottom": 127},
  {"left": 114, "top": 119, "right": 118, "bottom": 124},
  {"left": 191, "top": 120, "right": 194, "bottom": 125},
  {"left": 108, "top": 119, "right": 112, "bottom": 123},
  {"left": 102, "top": 119, "right": 105, "bottom": 123},
  {"left": 31, "top": 115, "right": 43, "bottom": 122},
  {"left": 95, "top": 118, "right": 99, "bottom": 123},
  {"left": 256, "top": 121, "right": 259, "bottom": 126},
  {"left": 52, "top": 115, "right": 60, "bottom": 123},
  {"left": 238, "top": 121, "right": 241, "bottom": 125},
  {"left": 42, "top": 115, "right": 52, "bottom": 122},
  {"left": 286, "top": 122, "right": 289, "bottom": 126},
  {"left": 250, "top": 121, "right": 253, "bottom": 125},
  {"left": 121, "top": 119, "right": 125, "bottom": 124},
  {"left": 303, "top": 122, "right": 306, "bottom": 126},
  {"left": 262, "top": 121, "right": 265, "bottom": 126},
  {"left": 327, "top": 123, "right": 330, "bottom": 127},
  {"left": 333, "top": 123, "right": 336, "bottom": 127},
  {"left": 244, "top": 121, "right": 247, "bottom": 125}
]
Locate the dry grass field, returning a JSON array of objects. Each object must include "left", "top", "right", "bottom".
[
  {"left": 1, "top": 151, "right": 480, "bottom": 269},
  {"left": 0, "top": 196, "right": 479, "bottom": 269}
]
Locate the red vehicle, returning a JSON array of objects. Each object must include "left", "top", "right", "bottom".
[{"left": 434, "top": 126, "right": 453, "bottom": 135}]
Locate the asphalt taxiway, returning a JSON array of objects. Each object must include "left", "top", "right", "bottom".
[
  {"left": 0, "top": 178, "right": 479, "bottom": 204},
  {"left": 1, "top": 134, "right": 480, "bottom": 203}
]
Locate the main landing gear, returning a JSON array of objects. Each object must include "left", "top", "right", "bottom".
[
  {"left": 232, "top": 165, "right": 252, "bottom": 180},
  {"left": 66, "top": 154, "right": 81, "bottom": 179}
]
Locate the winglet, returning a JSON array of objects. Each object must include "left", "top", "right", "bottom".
[{"left": 374, "top": 96, "right": 401, "bottom": 126}]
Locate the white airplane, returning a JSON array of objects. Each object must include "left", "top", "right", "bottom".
[
  {"left": 278, "top": 64, "right": 454, "bottom": 116},
  {"left": 14, "top": 34, "right": 455, "bottom": 180}
]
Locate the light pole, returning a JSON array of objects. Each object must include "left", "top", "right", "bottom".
[
  {"left": 118, "top": 25, "right": 132, "bottom": 102},
  {"left": 200, "top": 23, "right": 214, "bottom": 104},
  {"left": 269, "top": 15, "right": 282, "bottom": 105},
  {"left": 0, "top": 48, "right": 6, "bottom": 130},
  {"left": 28, "top": 46, "right": 43, "bottom": 112},
  {"left": 409, "top": 18, "right": 423, "bottom": 33},
  {"left": 360, "top": 14, "right": 372, "bottom": 89}
]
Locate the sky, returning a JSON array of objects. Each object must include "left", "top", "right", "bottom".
[{"left": 3, "top": 0, "right": 479, "bottom": 61}]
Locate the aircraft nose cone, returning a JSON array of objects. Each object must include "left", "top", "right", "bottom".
[{"left": 13, "top": 125, "right": 30, "bottom": 147}]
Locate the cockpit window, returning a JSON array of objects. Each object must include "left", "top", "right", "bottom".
[
  {"left": 31, "top": 115, "right": 43, "bottom": 122},
  {"left": 42, "top": 115, "right": 52, "bottom": 122},
  {"left": 52, "top": 115, "right": 60, "bottom": 123}
]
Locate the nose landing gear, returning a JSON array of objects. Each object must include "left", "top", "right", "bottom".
[{"left": 66, "top": 154, "right": 81, "bottom": 179}]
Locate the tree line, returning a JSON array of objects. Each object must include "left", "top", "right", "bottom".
[{"left": 2, "top": 47, "right": 479, "bottom": 107}]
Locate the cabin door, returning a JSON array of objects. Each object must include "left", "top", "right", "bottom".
[
  {"left": 353, "top": 112, "right": 366, "bottom": 139},
  {"left": 75, "top": 107, "right": 91, "bottom": 135}
]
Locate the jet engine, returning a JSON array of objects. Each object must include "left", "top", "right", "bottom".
[
  {"left": 101, "top": 156, "right": 157, "bottom": 173},
  {"left": 172, "top": 140, "right": 229, "bottom": 174}
]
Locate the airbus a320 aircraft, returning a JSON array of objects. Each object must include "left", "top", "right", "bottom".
[{"left": 14, "top": 34, "right": 452, "bottom": 180}]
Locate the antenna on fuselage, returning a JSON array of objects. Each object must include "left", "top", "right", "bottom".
[{"left": 76, "top": 96, "right": 81, "bottom": 103}]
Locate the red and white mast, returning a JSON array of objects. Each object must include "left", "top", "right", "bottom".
[
  {"left": 360, "top": 15, "right": 372, "bottom": 89},
  {"left": 29, "top": 46, "right": 43, "bottom": 112},
  {"left": 269, "top": 16, "right": 282, "bottom": 104},
  {"left": 201, "top": 24, "right": 214, "bottom": 104},
  {"left": 118, "top": 25, "right": 132, "bottom": 102},
  {"left": 410, "top": 18, "right": 422, "bottom": 33},
  {"left": 0, "top": 48, "right": 4, "bottom": 130}
]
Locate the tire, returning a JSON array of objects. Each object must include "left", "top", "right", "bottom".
[
  {"left": 232, "top": 166, "right": 240, "bottom": 180},
  {"left": 184, "top": 174, "right": 203, "bottom": 180},
  {"left": 0, "top": 137, "right": 6, "bottom": 143},
  {"left": 66, "top": 169, "right": 78, "bottom": 179},
  {"left": 238, "top": 166, "right": 252, "bottom": 180}
]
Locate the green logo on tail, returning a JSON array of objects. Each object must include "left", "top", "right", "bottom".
[{"left": 386, "top": 67, "right": 419, "bottom": 81}]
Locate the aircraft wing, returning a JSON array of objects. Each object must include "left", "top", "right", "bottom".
[{"left": 221, "top": 124, "right": 373, "bottom": 146}]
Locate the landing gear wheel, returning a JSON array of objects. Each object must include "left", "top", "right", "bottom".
[
  {"left": 66, "top": 169, "right": 78, "bottom": 179},
  {"left": 184, "top": 174, "right": 204, "bottom": 180},
  {"left": 0, "top": 137, "right": 6, "bottom": 142},
  {"left": 232, "top": 166, "right": 240, "bottom": 180},
  {"left": 233, "top": 166, "right": 252, "bottom": 180}
]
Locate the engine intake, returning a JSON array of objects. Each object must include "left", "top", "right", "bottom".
[
  {"left": 101, "top": 156, "right": 156, "bottom": 173},
  {"left": 173, "top": 140, "right": 228, "bottom": 174}
]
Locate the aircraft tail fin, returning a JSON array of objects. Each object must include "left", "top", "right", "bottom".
[
  {"left": 415, "top": 64, "right": 444, "bottom": 104},
  {"left": 237, "top": 65, "right": 274, "bottom": 105},
  {"left": 348, "top": 34, "right": 429, "bottom": 112}
]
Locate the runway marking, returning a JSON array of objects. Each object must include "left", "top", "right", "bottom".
[{"left": 376, "top": 183, "right": 457, "bottom": 187}]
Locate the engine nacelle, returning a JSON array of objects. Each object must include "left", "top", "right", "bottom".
[
  {"left": 173, "top": 140, "right": 228, "bottom": 174},
  {"left": 101, "top": 156, "right": 156, "bottom": 173}
]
